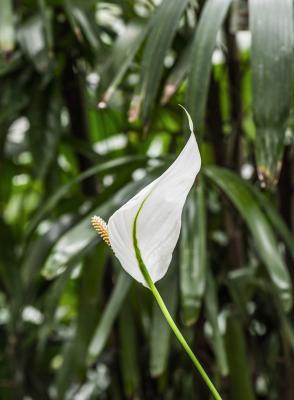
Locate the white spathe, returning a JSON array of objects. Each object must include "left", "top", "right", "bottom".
[{"left": 108, "top": 111, "right": 201, "bottom": 286}]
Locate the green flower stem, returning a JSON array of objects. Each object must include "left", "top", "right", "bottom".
[
  {"left": 148, "top": 280, "right": 222, "bottom": 400},
  {"left": 133, "top": 204, "right": 222, "bottom": 400}
]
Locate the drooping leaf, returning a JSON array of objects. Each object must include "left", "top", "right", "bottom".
[
  {"left": 250, "top": 186, "right": 294, "bottom": 260},
  {"left": 27, "top": 155, "right": 147, "bottom": 235},
  {"left": 205, "top": 166, "right": 292, "bottom": 311},
  {"left": 22, "top": 215, "right": 76, "bottom": 288},
  {"left": 249, "top": 0, "right": 294, "bottom": 186},
  {"left": 42, "top": 174, "right": 157, "bottom": 279}
]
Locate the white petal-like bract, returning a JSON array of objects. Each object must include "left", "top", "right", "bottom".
[{"left": 108, "top": 111, "right": 201, "bottom": 286}]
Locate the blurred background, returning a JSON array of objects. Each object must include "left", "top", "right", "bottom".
[{"left": 0, "top": 0, "right": 294, "bottom": 399}]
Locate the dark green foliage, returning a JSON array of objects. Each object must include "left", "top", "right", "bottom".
[{"left": 0, "top": 1, "right": 293, "bottom": 399}]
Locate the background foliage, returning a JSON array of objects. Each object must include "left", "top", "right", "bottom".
[{"left": 0, "top": 0, "right": 294, "bottom": 399}]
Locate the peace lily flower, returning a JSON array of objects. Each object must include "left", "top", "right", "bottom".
[{"left": 91, "top": 108, "right": 222, "bottom": 400}]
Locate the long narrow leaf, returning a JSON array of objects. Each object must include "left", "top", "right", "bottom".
[
  {"left": 250, "top": 187, "right": 294, "bottom": 260},
  {"left": 17, "top": 15, "right": 50, "bottom": 71},
  {"left": 27, "top": 86, "right": 62, "bottom": 179},
  {"left": 205, "top": 166, "right": 292, "bottom": 311},
  {"left": 88, "top": 270, "right": 131, "bottom": 361},
  {"left": 42, "top": 174, "right": 156, "bottom": 279},
  {"left": 249, "top": 0, "right": 293, "bottom": 186},
  {"left": 0, "top": 0, "right": 15, "bottom": 53},
  {"left": 27, "top": 156, "right": 147, "bottom": 235},
  {"left": 180, "top": 183, "right": 206, "bottom": 326},
  {"left": 57, "top": 247, "right": 107, "bottom": 398},
  {"left": 186, "top": 0, "right": 232, "bottom": 133},
  {"left": 225, "top": 314, "right": 255, "bottom": 400},
  {"left": 161, "top": 39, "right": 193, "bottom": 105},
  {"left": 132, "top": 0, "right": 189, "bottom": 121},
  {"left": 64, "top": 0, "right": 100, "bottom": 51},
  {"left": 22, "top": 215, "right": 76, "bottom": 287},
  {"left": 99, "top": 23, "right": 149, "bottom": 106},
  {"left": 118, "top": 297, "right": 140, "bottom": 397},
  {"left": 205, "top": 268, "right": 228, "bottom": 376}
]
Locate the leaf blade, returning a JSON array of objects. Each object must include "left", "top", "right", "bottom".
[
  {"left": 205, "top": 166, "right": 292, "bottom": 311},
  {"left": 133, "top": 0, "right": 189, "bottom": 121},
  {"left": 249, "top": 0, "right": 294, "bottom": 185},
  {"left": 180, "top": 183, "right": 206, "bottom": 326},
  {"left": 186, "top": 0, "right": 232, "bottom": 134},
  {"left": 88, "top": 270, "right": 132, "bottom": 360},
  {"left": 0, "top": 0, "right": 15, "bottom": 53}
]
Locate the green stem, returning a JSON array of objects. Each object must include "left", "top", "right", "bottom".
[
  {"left": 149, "top": 280, "right": 222, "bottom": 400},
  {"left": 133, "top": 203, "right": 222, "bottom": 400}
]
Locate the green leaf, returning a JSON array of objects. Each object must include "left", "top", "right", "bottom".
[
  {"left": 88, "top": 269, "right": 132, "bottom": 360},
  {"left": 180, "top": 183, "right": 206, "bottom": 326},
  {"left": 0, "top": 0, "right": 15, "bottom": 53},
  {"left": 64, "top": 0, "right": 100, "bottom": 51},
  {"left": 133, "top": 0, "right": 189, "bottom": 121},
  {"left": 205, "top": 166, "right": 292, "bottom": 311},
  {"left": 21, "top": 215, "right": 76, "bottom": 288},
  {"left": 41, "top": 212, "right": 99, "bottom": 280},
  {"left": 269, "top": 284, "right": 294, "bottom": 354},
  {"left": 27, "top": 155, "right": 147, "bottom": 235},
  {"left": 27, "top": 85, "right": 62, "bottom": 179},
  {"left": 205, "top": 268, "right": 228, "bottom": 376},
  {"left": 38, "top": 0, "right": 54, "bottom": 52},
  {"left": 161, "top": 39, "right": 193, "bottom": 105},
  {"left": 17, "top": 15, "right": 50, "bottom": 71},
  {"left": 149, "top": 267, "right": 178, "bottom": 377},
  {"left": 250, "top": 187, "right": 294, "bottom": 261},
  {"left": 225, "top": 314, "right": 255, "bottom": 400},
  {"left": 249, "top": 0, "right": 294, "bottom": 186},
  {"left": 37, "top": 256, "right": 80, "bottom": 358},
  {"left": 186, "top": 0, "right": 232, "bottom": 133},
  {"left": 99, "top": 22, "right": 149, "bottom": 106},
  {"left": 42, "top": 174, "right": 155, "bottom": 279},
  {"left": 57, "top": 247, "right": 107, "bottom": 399},
  {"left": 118, "top": 297, "right": 140, "bottom": 397},
  {"left": 227, "top": 267, "right": 256, "bottom": 321},
  {"left": 0, "top": 217, "right": 20, "bottom": 295}
]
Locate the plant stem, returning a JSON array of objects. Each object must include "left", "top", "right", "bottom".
[
  {"left": 149, "top": 280, "right": 222, "bottom": 400},
  {"left": 133, "top": 203, "right": 222, "bottom": 400}
]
